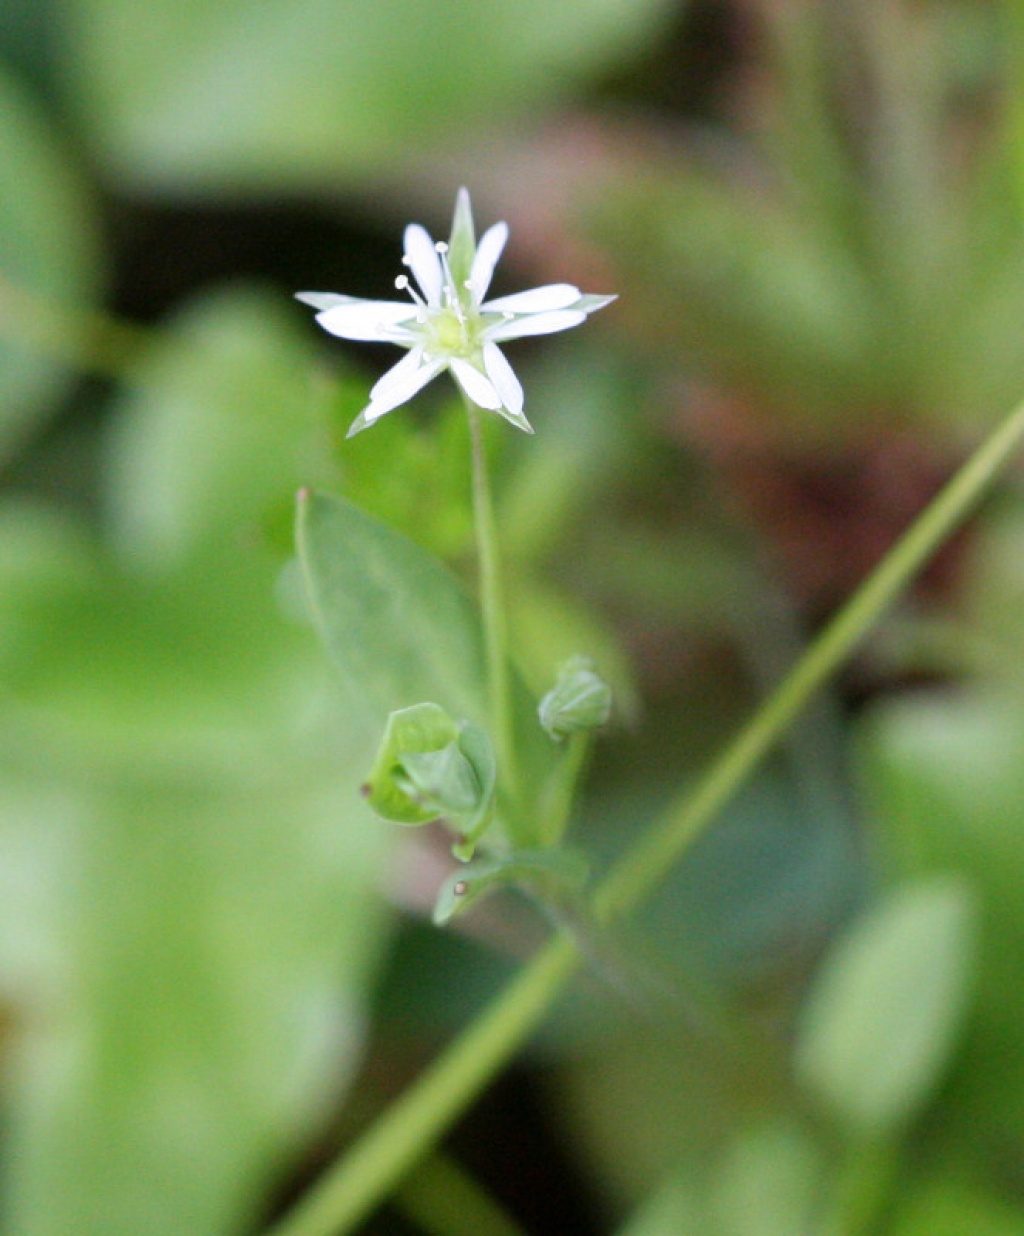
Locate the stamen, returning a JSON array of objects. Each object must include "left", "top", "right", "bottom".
[
  {"left": 433, "top": 242, "right": 465, "bottom": 322},
  {"left": 395, "top": 273, "right": 427, "bottom": 309}
]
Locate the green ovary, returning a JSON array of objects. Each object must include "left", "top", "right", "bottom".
[{"left": 429, "top": 308, "right": 474, "bottom": 355}]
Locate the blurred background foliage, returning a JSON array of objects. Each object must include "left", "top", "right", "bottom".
[{"left": 5, "top": 0, "right": 1024, "bottom": 1232}]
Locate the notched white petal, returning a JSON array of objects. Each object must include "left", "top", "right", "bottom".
[
  {"left": 450, "top": 358, "right": 502, "bottom": 410},
  {"left": 469, "top": 222, "right": 508, "bottom": 300},
  {"left": 485, "top": 310, "right": 587, "bottom": 341},
  {"left": 484, "top": 283, "right": 581, "bottom": 314},
  {"left": 482, "top": 342, "right": 524, "bottom": 416},
  {"left": 316, "top": 299, "right": 419, "bottom": 342},
  {"left": 404, "top": 224, "right": 443, "bottom": 305}
]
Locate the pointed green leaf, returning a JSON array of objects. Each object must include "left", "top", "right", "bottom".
[
  {"left": 296, "top": 490, "right": 488, "bottom": 730},
  {"left": 433, "top": 847, "right": 589, "bottom": 925}
]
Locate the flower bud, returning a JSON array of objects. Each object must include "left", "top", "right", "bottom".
[
  {"left": 538, "top": 656, "right": 612, "bottom": 741},
  {"left": 362, "top": 704, "right": 496, "bottom": 853}
]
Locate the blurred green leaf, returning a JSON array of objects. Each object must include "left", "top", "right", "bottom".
[
  {"left": 859, "top": 690, "right": 1024, "bottom": 1153},
  {"left": 889, "top": 1176, "right": 1024, "bottom": 1236},
  {"left": 103, "top": 283, "right": 343, "bottom": 574},
  {"left": 0, "top": 762, "right": 388, "bottom": 1236},
  {"left": 338, "top": 398, "right": 473, "bottom": 562},
  {"left": 613, "top": 1171, "right": 704, "bottom": 1236},
  {"left": 710, "top": 1119, "right": 823, "bottom": 1236},
  {"left": 794, "top": 876, "right": 976, "bottom": 1139},
  {"left": 63, "top": 0, "right": 680, "bottom": 192},
  {"left": 593, "top": 169, "right": 880, "bottom": 428},
  {"left": 0, "top": 65, "right": 101, "bottom": 464},
  {"left": 0, "top": 281, "right": 394, "bottom": 1231}
]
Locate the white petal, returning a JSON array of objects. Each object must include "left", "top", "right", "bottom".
[
  {"left": 483, "top": 283, "right": 581, "bottom": 314},
  {"left": 482, "top": 342, "right": 524, "bottom": 415},
  {"left": 404, "top": 224, "right": 443, "bottom": 305},
  {"left": 315, "top": 299, "right": 419, "bottom": 341},
  {"left": 450, "top": 358, "right": 502, "bottom": 410},
  {"left": 368, "top": 348, "right": 445, "bottom": 412},
  {"left": 469, "top": 222, "right": 508, "bottom": 300},
  {"left": 485, "top": 310, "right": 586, "bottom": 341},
  {"left": 346, "top": 356, "right": 445, "bottom": 438}
]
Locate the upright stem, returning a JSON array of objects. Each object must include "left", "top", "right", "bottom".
[{"left": 466, "top": 401, "right": 519, "bottom": 801}]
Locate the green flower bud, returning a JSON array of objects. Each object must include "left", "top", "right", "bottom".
[
  {"left": 362, "top": 703, "right": 496, "bottom": 856},
  {"left": 538, "top": 656, "right": 612, "bottom": 741}
]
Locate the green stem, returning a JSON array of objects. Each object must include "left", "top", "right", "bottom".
[
  {"left": 537, "top": 733, "right": 591, "bottom": 848},
  {"left": 267, "top": 939, "right": 577, "bottom": 1236},
  {"left": 268, "top": 395, "right": 1024, "bottom": 1236},
  {"left": 465, "top": 401, "right": 519, "bottom": 801},
  {"left": 597, "top": 399, "right": 1024, "bottom": 923},
  {"left": 820, "top": 1138, "right": 900, "bottom": 1236},
  {"left": 399, "top": 1148, "right": 529, "bottom": 1236}
]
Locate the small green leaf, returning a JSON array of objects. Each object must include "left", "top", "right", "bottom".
[
  {"left": 399, "top": 742, "right": 481, "bottom": 818},
  {"left": 794, "top": 876, "right": 976, "bottom": 1139},
  {"left": 433, "top": 846, "right": 588, "bottom": 925}
]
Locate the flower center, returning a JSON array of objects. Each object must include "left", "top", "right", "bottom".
[{"left": 429, "top": 306, "right": 472, "bottom": 355}]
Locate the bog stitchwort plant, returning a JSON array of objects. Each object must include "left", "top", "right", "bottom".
[
  {"left": 297, "top": 188, "right": 616, "bottom": 916},
  {"left": 281, "top": 187, "right": 1024, "bottom": 1236}
]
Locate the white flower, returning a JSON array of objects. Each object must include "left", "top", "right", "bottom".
[{"left": 297, "top": 188, "right": 615, "bottom": 437}]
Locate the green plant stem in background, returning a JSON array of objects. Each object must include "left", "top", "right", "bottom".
[
  {"left": 0, "top": 273, "right": 146, "bottom": 380},
  {"left": 399, "top": 1148, "right": 530, "bottom": 1236},
  {"left": 821, "top": 1138, "right": 900, "bottom": 1236},
  {"left": 268, "top": 939, "right": 577, "bottom": 1236},
  {"left": 268, "top": 395, "right": 1024, "bottom": 1236},
  {"left": 466, "top": 399, "right": 519, "bottom": 805}
]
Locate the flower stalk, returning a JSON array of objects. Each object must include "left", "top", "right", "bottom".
[{"left": 465, "top": 398, "right": 519, "bottom": 806}]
